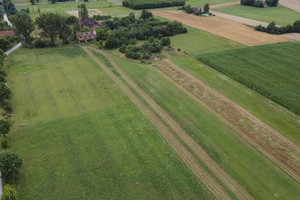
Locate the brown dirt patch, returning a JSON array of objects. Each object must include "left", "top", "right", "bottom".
[
  {"left": 152, "top": 10, "right": 290, "bottom": 46},
  {"left": 66, "top": 9, "right": 102, "bottom": 18},
  {"left": 280, "top": 0, "right": 300, "bottom": 13},
  {"left": 210, "top": 1, "right": 240, "bottom": 9},
  {"left": 158, "top": 59, "right": 300, "bottom": 182}
]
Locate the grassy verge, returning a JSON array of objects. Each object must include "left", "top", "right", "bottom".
[
  {"left": 214, "top": 5, "right": 300, "bottom": 26},
  {"left": 170, "top": 26, "right": 244, "bottom": 56},
  {"left": 185, "top": 0, "right": 237, "bottom": 7},
  {"left": 198, "top": 42, "right": 300, "bottom": 115},
  {"left": 106, "top": 52, "right": 300, "bottom": 200},
  {"left": 7, "top": 47, "right": 215, "bottom": 200}
]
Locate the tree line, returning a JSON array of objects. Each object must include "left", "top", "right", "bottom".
[
  {"left": 122, "top": 0, "right": 185, "bottom": 10},
  {"left": 256, "top": 20, "right": 300, "bottom": 34},
  {"left": 241, "top": 0, "right": 279, "bottom": 8}
]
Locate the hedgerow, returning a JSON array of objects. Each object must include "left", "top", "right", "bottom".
[
  {"left": 123, "top": 0, "right": 185, "bottom": 9},
  {"left": 256, "top": 20, "right": 300, "bottom": 34}
]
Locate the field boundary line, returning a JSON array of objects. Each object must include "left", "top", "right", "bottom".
[
  {"left": 157, "top": 59, "right": 300, "bottom": 182},
  {"left": 90, "top": 48, "right": 254, "bottom": 200},
  {"left": 82, "top": 46, "right": 233, "bottom": 200}
]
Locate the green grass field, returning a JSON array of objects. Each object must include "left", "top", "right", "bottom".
[
  {"left": 170, "top": 26, "right": 244, "bottom": 56},
  {"left": 7, "top": 47, "right": 215, "bottom": 200},
  {"left": 214, "top": 5, "right": 300, "bottom": 26},
  {"left": 169, "top": 55, "right": 300, "bottom": 147},
  {"left": 103, "top": 52, "right": 300, "bottom": 200},
  {"left": 198, "top": 42, "right": 300, "bottom": 115}
]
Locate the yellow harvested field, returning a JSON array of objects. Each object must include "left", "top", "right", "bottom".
[{"left": 153, "top": 10, "right": 290, "bottom": 46}]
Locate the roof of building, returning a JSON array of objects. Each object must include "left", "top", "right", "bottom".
[
  {"left": 82, "top": 18, "right": 101, "bottom": 29},
  {"left": 0, "top": 30, "right": 14, "bottom": 37}
]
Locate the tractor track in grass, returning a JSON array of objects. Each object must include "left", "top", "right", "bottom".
[
  {"left": 85, "top": 47, "right": 254, "bottom": 200},
  {"left": 157, "top": 59, "right": 300, "bottom": 182}
]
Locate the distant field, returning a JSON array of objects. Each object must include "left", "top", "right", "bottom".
[
  {"left": 214, "top": 5, "right": 300, "bottom": 26},
  {"left": 170, "top": 26, "right": 244, "bottom": 56},
  {"left": 185, "top": 0, "right": 237, "bottom": 7},
  {"left": 198, "top": 42, "right": 300, "bottom": 115},
  {"left": 105, "top": 52, "right": 300, "bottom": 200},
  {"left": 7, "top": 47, "right": 215, "bottom": 200}
]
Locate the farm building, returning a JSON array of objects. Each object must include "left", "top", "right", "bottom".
[
  {"left": 81, "top": 18, "right": 101, "bottom": 29},
  {"left": 76, "top": 30, "right": 97, "bottom": 43}
]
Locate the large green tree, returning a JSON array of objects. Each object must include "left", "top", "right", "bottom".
[
  {"left": 79, "top": 4, "right": 89, "bottom": 19},
  {"left": 0, "top": 152, "right": 22, "bottom": 184},
  {"left": 10, "top": 13, "right": 35, "bottom": 43},
  {"left": 35, "top": 13, "right": 63, "bottom": 46}
]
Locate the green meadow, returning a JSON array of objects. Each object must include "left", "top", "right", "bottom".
[{"left": 7, "top": 47, "right": 215, "bottom": 200}]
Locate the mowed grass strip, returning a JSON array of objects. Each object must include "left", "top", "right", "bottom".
[
  {"left": 104, "top": 52, "right": 300, "bottom": 200},
  {"left": 214, "top": 5, "right": 300, "bottom": 26},
  {"left": 169, "top": 55, "right": 300, "bottom": 146},
  {"left": 8, "top": 47, "right": 215, "bottom": 200},
  {"left": 170, "top": 26, "right": 244, "bottom": 56},
  {"left": 198, "top": 42, "right": 300, "bottom": 115}
]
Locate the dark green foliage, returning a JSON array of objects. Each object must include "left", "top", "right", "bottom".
[
  {"left": 0, "top": 152, "right": 22, "bottom": 184},
  {"left": 241, "top": 0, "right": 278, "bottom": 7},
  {"left": 0, "top": 37, "right": 10, "bottom": 51},
  {"left": 203, "top": 3, "right": 209, "bottom": 13},
  {"left": 266, "top": 0, "right": 278, "bottom": 6},
  {"left": 2, "top": 0, "right": 17, "bottom": 15},
  {"left": 0, "top": 119, "right": 10, "bottom": 136},
  {"left": 79, "top": 4, "right": 88, "bottom": 19},
  {"left": 32, "top": 38, "right": 46, "bottom": 48},
  {"left": 10, "top": 13, "right": 35, "bottom": 43},
  {"left": 254, "top": 0, "right": 264, "bottom": 8},
  {"left": 93, "top": 15, "right": 111, "bottom": 20},
  {"left": 179, "top": 5, "right": 194, "bottom": 14},
  {"left": 198, "top": 42, "right": 300, "bottom": 114},
  {"left": 0, "top": 20, "right": 12, "bottom": 31},
  {"left": 161, "top": 37, "right": 170, "bottom": 46},
  {"left": 66, "top": 16, "right": 78, "bottom": 25},
  {"left": 256, "top": 20, "right": 300, "bottom": 34},
  {"left": 102, "top": 12, "right": 186, "bottom": 50},
  {"left": 123, "top": 0, "right": 185, "bottom": 10},
  {"left": 1, "top": 185, "right": 19, "bottom": 200},
  {"left": 1, "top": 136, "right": 9, "bottom": 149},
  {"left": 140, "top": 10, "right": 153, "bottom": 19},
  {"left": 0, "top": 83, "right": 11, "bottom": 104}
]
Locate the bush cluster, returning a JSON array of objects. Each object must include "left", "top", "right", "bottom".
[
  {"left": 179, "top": 4, "right": 212, "bottom": 16},
  {"left": 123, "top": 0, "right": 185, "bottom": 10},
  {"left": 95, "top": 11, "right": 186, "bottom": 57},
  {"left": 256, "top": 20, "right": 300, "bottom": 34},
  {"left": 241, "top": 0, "right": 278, "bottom": 7},
  {"left": 93, "top": 15, "right": 112, "bottom": 21},
  {"left": 120, "top": 37, "right": 170, "bottom": 60}
]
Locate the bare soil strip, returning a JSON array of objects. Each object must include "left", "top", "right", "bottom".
[
  {"left": 66, "top": 9, "right": 103, "bottom": 18},
  {"left": 279, "top": 0, "right": 300, "bottom": 13},
  {"left": 153, "top": 10, "right": 290, "bottom": 46},
  {"left": 88, "top": 48, "right": 254, "bottom": 200},
  {"left": 211, "top": 11, "right": 270, "bottom": 27},
  {"left": 158, "top": 59, "right": 300, "bottom": 182},
  {"left": 210, "top": 1, "right": 240, "bottom": 9},
  {"left": 82, "top": 47, "right": 232, "bottom": 200}
]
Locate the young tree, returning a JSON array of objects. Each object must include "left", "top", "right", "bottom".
[
  {"left": 30, "top": 0, "right": 35, "bottom": 5},
  {"left": 0, "top": 152, "right": 22, "bottom": 184},
  {"left": 10, "top": 13, "right": 35, "bottom": 43},
  {"left": 0, "top": 119, "right": 10, "bottom": 136},
  {"left": 1, "top": 185, "right": 19, "bottom": 200},
  {"left": 35, "top": 13, "right": 63, "bottom": 46},
  {"left": 140, "top": 10, "right": 153, "bottom": 19},
  {"left": 203, "top": 3, "right": 210, "bottom": 13},
  {"left": 59, "top": 23, "right": 72, "bottom": 44},
  {"left": 79, "top": 4, "right": 89, "bottom": 19},
  {"left": 0, "top": 82, "right": 11, "bottom": 103}
]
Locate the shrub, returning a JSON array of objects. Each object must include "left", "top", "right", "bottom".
[
  {"left": 32, "top": 38, "right": 46, "bottom": 48},
  {"left": 0, "top": 83, "right": 11, "bottom": 103},
  {"left": 1, "top": 185, "right": 19, "bottom": 200},
  {"left": 0, "top": 119, "right": 10, "bottom": 136},
  {"left": 140, "top": 10, "right": 153, "bottom": 19},
  {"left": 0, "top": 152, "right": 22, "bottom": 184},
  {"left": 1, "top": 136, "right": 9, "bottom": 149},
  {"left": 161, "top": 37, "right": 170, "bottom": 46},
  {"left": 256, "top": 20, "right": 300, "bottom": 34}
]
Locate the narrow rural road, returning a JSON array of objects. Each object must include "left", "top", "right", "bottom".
[
  {"left": 280, "top": 0, "right": 300, "bottom": 13},
  {"left": 158, "top": 59, "right": 300, "bottom": 182},
  {"left": 87, "top": 47, "right": 254, "bottom": 200},
  {"left": 82, "top": 47, "right": 233, "bottom": 200}
]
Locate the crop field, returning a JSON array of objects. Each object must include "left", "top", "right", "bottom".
[
  {"left": 94, "top": 51, "right": 300, "bottom": 200},
  {"left": 214, "top": 5, "right": 300, "bottom": 26},
  {"left": 185, "top": 0, "right": 238, "bottom": 7},
  {"left": 7, "top": 47, "right": 216, "bottom": 200},
  {"left": 169, "top": 55, "right": 300, "bottom": 146},
  {"left": 198, "top": 42, "right": 300, "bottom": 115},
  {"left": 152, "top": 10, "right": 290, "bottom": 46}
]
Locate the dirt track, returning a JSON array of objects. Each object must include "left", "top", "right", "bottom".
[
  {"left": 84, "top": 47, "right": 254, "bottom": 200},
  {"left": 158, "top": 59, "right": 300, "bottom": 182},
  {"left": 153, "top": 10, "right": 290, "bottom": 46},
  {"left": 280, "top": 0, "right": 300, "bottom": 13}
]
